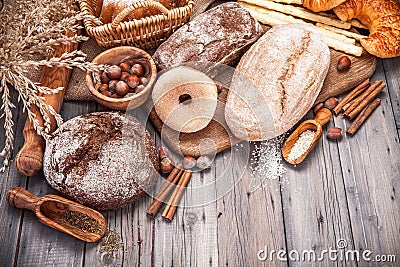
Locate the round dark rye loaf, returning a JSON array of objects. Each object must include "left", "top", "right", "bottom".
[
  {"left": 43, "top": 112, "right": 159, "bottom": 210},
  {"left": 225, "top": 24, "right": 331, "bottom": 141},
  {"left": 152, "top": 2, "right": 263, "bottom": 71}
]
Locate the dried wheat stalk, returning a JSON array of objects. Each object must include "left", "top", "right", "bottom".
[{"left": 0, "top": 0, "right": 105, "bottom": 171}]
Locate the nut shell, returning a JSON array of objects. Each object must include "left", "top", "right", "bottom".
[
  {"left": 120, "top": 62, "right": 131, "bottom": 73},
  {"left": 100, "top": 72, "right": 110, "bottom": 84},
  {"left": 196, "top": 156, "right": 212, "bottom": 169},
  {"left": 313, "top": 103, "right": 324, "bottom": 113},
  {"left": 324, "top": 97, "right": 339, "bottom": 110},
  {"left": 107, "top": 66, "right": 122, "bottom": 80},
  {"left": 327, "top": 127, "right": 342, "bottom": 140},
  {"left": 130, "top": 63, "right": 144, "bottom": 77},
  {"left": 108, "top": 80, "right": 119, "bottom": 92},
  {"left": 127, "top": 75, "right": 139, "bottom": 89},
  {"left": 337, "top": 56, "right": 351, "bottom": 72},
  {"left": 115, "top": 81, "right": 129, "bottom": 96},
  {"left": 183, "top": 156, "right": 196, "bottom": 169},
  {"left": 158, "top": 147, "right": 169, "bottom": 160},
  {"left": 160, "top": 157, "right": 175, "bottom": 173},
  {"left": 120, "top": 72, "right": 130, "bottom": 81}
]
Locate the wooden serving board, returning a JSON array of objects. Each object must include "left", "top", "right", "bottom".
[{"left": 145, "top": 49, "right": 376, "bottom": 157}]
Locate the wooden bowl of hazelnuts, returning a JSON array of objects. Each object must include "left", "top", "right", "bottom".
[{"left": 86, "top": 46, "right": 157, "bottom": 111}]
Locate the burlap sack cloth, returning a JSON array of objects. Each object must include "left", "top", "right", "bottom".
[{"left": 22, "top": 0, "right": 217, "bottom": 101}]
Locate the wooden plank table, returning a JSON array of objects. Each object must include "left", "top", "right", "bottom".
[{"left": 0, "top": 57, "right": 399, "bottom": 266}]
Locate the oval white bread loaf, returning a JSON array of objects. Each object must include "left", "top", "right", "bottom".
[{"left": 225, "top": 24, "right": 330, "bottom": 141}]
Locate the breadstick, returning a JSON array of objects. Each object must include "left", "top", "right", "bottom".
[
  {"left": 270, "top": 0, "right": 302, "bottom": 4},
  {"left": 240, "top": 3, "right": 355, "bottom": 44},
  {"left": 349, "top": 19, "right": 368, "bottom": 29},
  {"left": 239, "top": 0, "right": 352, "bottom": 29},
  {"left": 240, "top": 3, "right": 363, "bottom": 56},
  {"left": 316, "top": 23, "right": 366, "bottom": 41},
  {"left": 316, "top": 12, "right": 368, "bottom": 29}
]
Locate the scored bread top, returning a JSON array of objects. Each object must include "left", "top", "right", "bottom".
[{"left": 225, "top": 24, "right": 330, "bottom": 141}]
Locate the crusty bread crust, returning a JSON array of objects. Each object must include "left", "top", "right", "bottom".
[
  {"left": 43, "top": 112, "right": 159, "bottom": 211},
  {"left": 225, "top": 24, "right": 330, "bottom": 141},
  {"left": 152, "top": 2, "right": 264, "bottom": 71}
]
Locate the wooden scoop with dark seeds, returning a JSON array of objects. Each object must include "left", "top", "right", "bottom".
[{"left": 7, "top": 187, "right": 106, "bottom": 242}]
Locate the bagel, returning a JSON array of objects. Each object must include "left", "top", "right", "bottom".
[{"left": 152, "top": 66, "right": 218, "bottom": 133}]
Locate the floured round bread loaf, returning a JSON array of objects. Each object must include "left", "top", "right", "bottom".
[
  {"left": 43, "top": 112, "right": 159, "bottom": 210},
  {"left": 225, "top": 24, "right": 330, "bottom": 140}
]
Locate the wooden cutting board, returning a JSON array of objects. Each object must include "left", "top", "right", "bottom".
[{"left": 145, "top": 49, "right": 376, "bottom": 157}]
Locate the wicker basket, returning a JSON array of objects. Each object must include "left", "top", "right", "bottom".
[{"left": 78, "top": 0, "right": 194, "bottom": 50}]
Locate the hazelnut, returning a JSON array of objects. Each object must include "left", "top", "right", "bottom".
[
  {"left": 101, "top": 91, "right": 112, "bottom": 97},
  {"left": 111, "top": 93, "right": 123, "bottom": 98},
  {"left": 327, "top": 127, "right": 342, "bottom": 140},
  {"left": 100, "top": 71, "right": 110, "bottom": 84},
  {"left": 108, "top": 80, "right": 119, "bottom": 92},
  {"left": 214, "top": 81, "right": 224, "bottom": 94},
  {"left": 126, "top": 75, "right": 139, "bottom": 89},
  {"left": 324, "top": 97, "right": 339, "bottom": 110},
  {"left": 120, "top": 72, "right": 130, "bottom": 81},
  {"left": 98, "top": 84, "right": 109, "bottom": 92},
  {"left": 313, "top": 103, "right": 324, "bottom": 113},
  {"left": 196, "top": 155, "right": 212, "bottom": 170},
  {"left": 182, "top": 156, "right": 196, "bottom": 169},
  {"left": 107, "top": 65, "right": 122, "bottom": 79},
  {"left": 115, "top": 81, "right": 129, "bottom": 96},
  {"left": 139, "top": 77, "right": 148, "bottom": 85},
  {"left": 135, "top": 84, "right": 145, "bottom": 94},
  {"left": 119, "top": 62, "right": 131, "bottom": 72},
  {"left": 158, "top": 147, "right": 169, "bottom": 159},
  {"left": 337, "top": 56, "right": 351, "bottom": 72},
  {"left": 160, "top": 157, "right": 175, "bottom": 173},
  {"left": 130, "top": 63, "right": 144, "bottom": 77}
]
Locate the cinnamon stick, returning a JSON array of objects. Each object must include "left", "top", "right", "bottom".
[
  {"left": 346, "top": 82, "right": 386, "bottom": 120},
  {"left": 347, "top": 98, "right": 381, "bottom": 136},
  {"left": 342, "top": 99, "right": 356, "bottom": 112},
  {"left": 162, "top": 170, "right": 192, "bottom": 221},
  {"left": 343, "top": 80, "right": 383, "bottom": 118},
  {"left": 333, "top": 78, "right": 370, "bottom": 116},
  {"left": 146, "top": 165, "right": 183, "bottom": 218}
]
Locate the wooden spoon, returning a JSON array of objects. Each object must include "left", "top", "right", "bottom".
[
  {"left": 6, "top": 187, "right": 106, "bottom": 242},
  {"left": 282, "top": 108, "right": 332, "bottom": 165}
]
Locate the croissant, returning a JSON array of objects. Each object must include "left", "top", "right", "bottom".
[
  {"left": 302, "top": 0, "right": 347, "bottom": 12},
  {"left": 302, "top": 0, "right": 400, "bottom": 58},
  {"left": 333, "top": 0, "right": 400, "bottom": 58}
]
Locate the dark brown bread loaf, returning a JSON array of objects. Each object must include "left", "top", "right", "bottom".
[
  {"left": 152, "top": 2, "right": 263, "bottom": 71},
  {"left": 43, "top": 112, "right": 159, "bottom": 211}
]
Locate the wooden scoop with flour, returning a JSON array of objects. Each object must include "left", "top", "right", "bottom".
[{"left": 282, "top": 108, "right": 332, "bottom": 165}]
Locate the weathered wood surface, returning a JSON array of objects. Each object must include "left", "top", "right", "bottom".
[{"left": 0, "top": 57, "right": 399, "bottom": 266}]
